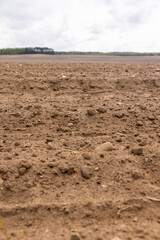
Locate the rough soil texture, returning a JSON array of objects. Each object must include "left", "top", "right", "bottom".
[{"left": 0, "top": 62, "right": 160, "bottom": 240}]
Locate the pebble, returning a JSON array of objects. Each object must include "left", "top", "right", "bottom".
[
  {"left": 116, "top": 137, "right": 122, "bottom": 142},
  {"left": 133, "top": 217, "right": 138, "bottom": 222},
  {"left": 67, "top": 123, "right": 74, "bottom": 127},
  {"left": 95, "top": 142, "right": 114, "bottom": 151},
  {"left": 46, "top": 142, "right": 55, "bottom": 150},
  {"left": 136, "top": 121, "right": 143, "bottom": 126},
  {"left": 81, "top": 166, "right": 92, "bottom": 179},
  {"left": 114, "top": 112, "right": 124, "bottom": 118},
  {"left": 82, "top": 153, "right": 91, "bottom": 160},
  {"left": 148, "top": 115, "right": 155, "bottom": 121}
]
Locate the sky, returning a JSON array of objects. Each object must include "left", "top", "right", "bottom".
[{"left": 0, "top": 0, "right": 160, "bottom": 52}]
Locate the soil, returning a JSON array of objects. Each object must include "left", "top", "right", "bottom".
[
  {"left": 1, "top": 54, "right": 160, "bottom": 63},
  {"left": 0, "top": 60, "right": 160, "bottom": 240}
]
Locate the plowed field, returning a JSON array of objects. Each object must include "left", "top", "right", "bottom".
[{"left": 0, "top": 60, "right": 160, "bottom": 240}]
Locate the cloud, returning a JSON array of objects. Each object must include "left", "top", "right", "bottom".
[{"left": 0, "top": 0, "right": 160, "bottom": 51}]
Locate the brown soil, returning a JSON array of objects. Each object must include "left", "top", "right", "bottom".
[
  {"left": 1, "top": 54, "right": 160, "bottom": 63},
  {"left": 0, "top": 61, "right": 160, "bottom": 240}
]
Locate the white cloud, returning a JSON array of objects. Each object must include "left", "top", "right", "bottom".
[{"left": 0, "top": 0, "right": 160, "bottom": 51}]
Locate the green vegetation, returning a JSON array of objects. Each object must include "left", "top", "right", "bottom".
[
  {"left": 0, "top": 48, "right": 160, "bottom": 56},
  {"left": 0, "top": 48, "right": 35, "bottom": 55}
]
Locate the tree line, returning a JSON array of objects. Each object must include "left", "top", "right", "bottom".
[
  {"left": 0, "top": 48, "right": 35, "bottom": 55},
  {"left": 0, "top": 48, "right": 160, "bottom": 56},
  {"left": 54, "top": 51, "right": 160, "bottom": 56}
]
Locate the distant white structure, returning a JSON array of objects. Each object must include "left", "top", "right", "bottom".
[{"left": 34, "top": 47, "right": 54, "bottom": 53}]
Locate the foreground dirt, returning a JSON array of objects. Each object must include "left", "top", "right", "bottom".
[{"left": 0, "top": 62, "right": 160, "bottom": 240}]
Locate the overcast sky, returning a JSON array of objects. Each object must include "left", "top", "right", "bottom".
[{"left": 1, "top": 0, "right": 160, "bottom": 52}]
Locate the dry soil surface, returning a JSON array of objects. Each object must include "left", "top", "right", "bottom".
[
  {"left": 0, "top": 62, "right": 160, "bottom": 240},
  {"left": 1, "top": 55, "right": 160, "bottom": 63}
]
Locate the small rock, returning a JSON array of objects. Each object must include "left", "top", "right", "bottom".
[
  {"left": 87, "top": 109, "right": 96, "bottom": 116},
  {"left": 95, "top": 142, "right": 114, "bottom": 151},
  {"left": 133, "top": 217, "right": 138, "bottom": 222},
  {"left": 46, "top": 142, "right": 55, "bottom": 150},
  {"left": 71, "top": 234, "right": 81, "bottom": 240},
  {"left": 144, "top": 157, "right": 151, "bottom": 162},
  {"left": 114, "top": 112, "right": 124, "bottom": 118},
  {"left": 131, "top": 148, "right": 143, "bottom": 155},
  {"left": 67, "top": 123, "right": 73, "bottom": 127},
  {"left": 116, "top": 137, "right": 122, "bottom": 142},
  {"left": 81, "top": 166, "right": 92, "bottom": 179},
  {"left": 136, "top": 121, "right": 143, "bottom": 126},
  {"left": 82, "top": 153, "right": 91, "bottom": 160},
  {"left": 148, "top": 115, "right": 155, "bottom": 121}
]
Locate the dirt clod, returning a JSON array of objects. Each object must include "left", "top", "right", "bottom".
[
  {"left": 81, "top": 166, "right": 93, "bottom": 179},
  {"left": 82, "top": 153, "right": 91, "bottom": 160},
  {"left": 19, "top": 167, "right": 27, "bottom": 175},
  {"left": 87, "top": 109, "right": 96, "bottom": 116},
  {"left": 96, "top": 107, "right": 106, "bottom": 113},
  {"left": 71, "top": 234, "right": 81, "bottom": 240},
  {"left": 131, "top": 148, "right": 143, "bottom": 155},
  {"left": 59, "top": 165, "right": 75, "bottom": 175}
]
